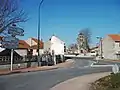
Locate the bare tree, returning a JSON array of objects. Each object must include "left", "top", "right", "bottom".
[
  {"left": 80, "top": 28, "right": 92, "bottom": 44},
  {"left": 68, "top": 43, "right": 78, "bottom": 54},
  {"left": 0, "top": 0, "right": 27, "bottom": 33}
]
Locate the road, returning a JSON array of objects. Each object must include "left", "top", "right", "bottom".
[{"left": 0, "top": 59, "right": 112, "bottom": 90}]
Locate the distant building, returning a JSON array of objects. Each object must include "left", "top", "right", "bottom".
[
  {"left": 67, "top": 44, "right": 78, "bottom": 54},
  {"left": 77, "top": 33, "right": 88, "bottom": 54},
  {"left": 90, "top": 46, "right": 99, "bottom": 56},
  {"left": 102, "top": 34, "right": 120, "bottom": 59}
]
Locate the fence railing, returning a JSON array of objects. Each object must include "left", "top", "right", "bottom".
[{"left": 0, "top": 55, "right": 65, "bottom": 65}]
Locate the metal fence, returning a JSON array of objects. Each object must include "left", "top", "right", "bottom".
[
  {"left": 0, "top": 55, "right": 65, "bottom": 65},
  {"left": 0, "top": 56, "right": 25, "bottom": 65}
]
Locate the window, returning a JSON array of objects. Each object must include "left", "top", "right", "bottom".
[
  {"left": 80, "top": 35, "right": 83, "bottom": 38},
  {"left": 81, "top": 50, "right": 83, "bottom": 53}
]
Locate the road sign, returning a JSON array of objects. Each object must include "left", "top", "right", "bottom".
[
  {"left": 1, "top": 41, "right": 19, "bottom": 49},
  {"left": 112, "top": 64, "right": 119, "bottom": 74},
  {"left": 2, "top": 36, "right": 19, "bottom": 43},
  {"left": 8, "top": 26, "right": 24, "bottom": 36}
]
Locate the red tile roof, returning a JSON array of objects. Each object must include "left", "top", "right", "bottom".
[
  {"left": 31, "top": 38, "right": 44, "bottom": 49},
  {"left": 18, "top": 40, "right": 30, "bottom": 49},
  {"left": 108, "top": 34, "right": 120, "bottom": 41},
  {"left": 32, "top": 38, "right": 43, "bottom": 43}
]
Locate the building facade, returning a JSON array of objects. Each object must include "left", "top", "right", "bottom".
[
  {"left": 77, "top": 33, "right": 88, "bottom": 54},
  {"left": 44, "top": 35, "right": 65, "bottom": 55},
  {"left": 102, "top": 34, "right": 120, "bottom": 60},
  {"left": 25, "top": 38, "right": 44, "bottom": 55}
]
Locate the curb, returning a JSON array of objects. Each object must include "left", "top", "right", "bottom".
[
  {"left": 0, "top": 59, "right": 74, "bottom": 76},
  {"left": 50, "top": 72, "right": 111, "bottom": 90},
  {"left": 0, "top": 67, "right": 58, "bottom": 76}
]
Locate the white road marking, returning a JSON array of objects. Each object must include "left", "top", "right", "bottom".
[{"left": 91, "top": 65, "right": 114, "bottom": 67}]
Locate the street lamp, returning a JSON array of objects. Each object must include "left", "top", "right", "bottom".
[
  {"left": 96, "top": 36, "right": 103, "bottom": 59},
  {"left": 37, "top": 0, "right": 44, "bottom": 66}
]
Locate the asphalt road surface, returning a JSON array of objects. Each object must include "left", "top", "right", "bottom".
[{"left": 0, "top": 59, "right": 113, "bottom": 90}]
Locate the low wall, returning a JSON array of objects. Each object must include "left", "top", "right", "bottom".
[{"left": 0, "top": 62, "right": 39, "bottom": 70}]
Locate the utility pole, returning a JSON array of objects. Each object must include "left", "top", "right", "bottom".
[
  {"left": 37, "top": 0, "right": 44, "bottom": 66},
  {"left": 96, "top": 37, "right": 103, "bottom": 59},
  {"left": 100, "top": 38, "right": 103, "bottom": 59}
]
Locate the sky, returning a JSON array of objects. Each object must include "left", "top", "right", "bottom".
[{"left": 19, "top": 0, "right": 120, "bottom": 46}]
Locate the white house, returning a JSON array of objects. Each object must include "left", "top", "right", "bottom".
[
  {"left": 44, "top": 41, "right": 51, "bottom": 53},
  {"left": 44, "top": 35, "right": 65, "bottom": 55},
  {"left": 50, "top": 35, "right": 65, "bottom": 55},
  {"left": 102, "top": 34, "right": 120, "bottom": 60}
]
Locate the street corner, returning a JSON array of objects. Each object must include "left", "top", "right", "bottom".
[
  {"left": 50, "top": 75, "right": 90, "bottom": 90},
  {"left": 50, "top": 72, "right": 111, "bottom": 90},
  {"left": 56, "top": 59, "right": 75, "bottom": 68},
  {"left": 66, "top": 59, "right": 75, "bottom": 63},
  {"left": 15, "top": 66, "right": 59, "bottom": 73}
]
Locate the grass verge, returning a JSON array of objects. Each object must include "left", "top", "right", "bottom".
[{"left": 90, "top": 73, "right": 120, "bottom": 90}]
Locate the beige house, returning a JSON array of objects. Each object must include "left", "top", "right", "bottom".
[
  {"left": 25, "top": 38, "right": 44, "bottom": 55},
  {"left": 15, "top": 40, "right": 30, "bottom": 56},
  {"left": 102, "top": 34, "right": 120, "bottom": 59}
]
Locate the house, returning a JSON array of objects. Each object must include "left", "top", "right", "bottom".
[
  {"left": 25, "top": 38, "right": 44, "bottom": 55},
  {"left": 102, "top": 34, "right": 120, "bottom": 59},
  {"left": 0, "top": 37, "right": 30, "bottom": 57},
  {"left": 90, "top": 46, "right": 99, "bottom": 56},
  {"left": 14, "top": 40, "right": 30, "bottom": 56},
  {"left": 0, "top": 38, "right": 30, "bottom": 64},
  {"left": 0, "top": 36, "right": 44, "bottom": 56},
  {"left": 44, "top": 35, "right": 65, "bottom": 55},
  {"left": 44, "top": 41, "right": 51, "bottom": 53},
  {"left": 50, "top": 35, "right": 65, "bottom": 55}
]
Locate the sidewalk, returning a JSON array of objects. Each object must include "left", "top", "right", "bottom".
[
  {"left": 0, "top": 59, "right": 74, "bottom": 76},
  {"left": 50, "top": 72, "right": 110, "bottom": 90}
]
